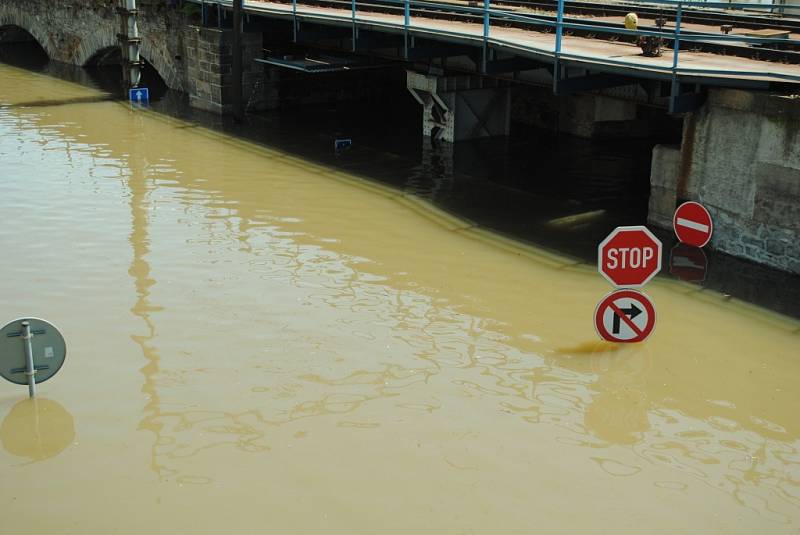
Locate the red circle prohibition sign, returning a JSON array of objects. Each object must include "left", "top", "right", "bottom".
[
  {"left": 594, "top": 289, "right": 657, "bottom": 343},
  {"left": 673, "top": 201, "right": 713, "bottom": 248}
]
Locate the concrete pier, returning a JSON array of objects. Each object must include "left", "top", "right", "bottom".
[
  {"left": 407, "top": 71, "right": 510, "bottom": 143},
  {"left": 184, "top": 26, "right": 266, "bottom": 114},
  {"left": 511, "top": 86, "right": 654, "bottom": 140},
  {"left": 649, "top": 89, "right": 800, "bottom": 274}
]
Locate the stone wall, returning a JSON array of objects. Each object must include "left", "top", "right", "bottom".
[
  {"left": 0, "top": 0, "right": 189, "bottom": 91},
  {"left": 0, "top": 0, "right": 277, "bottom": 112},
  {"left": 649, "top": 88, "right": 800, "bottom": 274},
  {"left": 184, "top": 26, "right": 265, "bottom": 114}
]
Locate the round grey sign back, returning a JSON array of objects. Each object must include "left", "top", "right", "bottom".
[{"left": 0, "top": 318, "right": 66, "bottom": 385}]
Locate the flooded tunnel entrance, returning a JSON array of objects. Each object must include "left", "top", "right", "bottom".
[
  {"left": 83, "top": 46, "right": 170, "bottom": 100},
  {"left": 239, "top": 55, "right": 681, "bottom": 261},
  {"left": 0, "top": 25, "right": 48, "bottom": 70}
]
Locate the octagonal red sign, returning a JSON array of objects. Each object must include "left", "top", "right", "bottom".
[{"left": 598, "top": 226, "right": 662, "bottom": 288}]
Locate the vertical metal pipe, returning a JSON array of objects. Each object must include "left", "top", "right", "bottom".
[
  {"left": 233, "top": 0, "right": 244, "bottom": 121},
  {"left": 404, "top": 0, "right": 410, "bottom": 58},
  {"left": 670, "top": 2, "right": 683, "bottom": 113},
  {"left": 120, "top": 0, "right": 141, "bottom": 90},
  {"left": 21, "top": 321, "right": 36, "bottom": 398},
  {"left": 552, "top": 0, "right": 564, "bottom": 93}
]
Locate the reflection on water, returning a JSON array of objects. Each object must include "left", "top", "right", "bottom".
[
  {"left": 0, "top": 58, "right": 799, "bottom": 533},
  {"left": 1, "top": 399, "right": 75, "bottom": 462}
]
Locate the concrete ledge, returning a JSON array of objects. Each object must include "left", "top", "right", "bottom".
[
  {"left": 647, "top": 144, "right": 680, "bottom": 229},
  {"left": 651, "top": 88, "right": 800, "bottom": 274},
  {"left": 708, "top": 88, "right": 800, "bottom": 123}
]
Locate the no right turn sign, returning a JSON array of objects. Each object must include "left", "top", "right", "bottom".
[{"left": 594, "top": 289, "right": 656, "bottom": 343}]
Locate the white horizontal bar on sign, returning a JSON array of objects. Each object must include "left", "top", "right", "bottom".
[{"left": 676, "top": 217, "right": 709, "bottom": 233}]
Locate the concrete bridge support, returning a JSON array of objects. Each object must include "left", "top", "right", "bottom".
[
  {"left": 407, "top": 71, "right": 510, "bottom": 143},
  {"left": 649, "top": 88, "right": 800, "bottom": 274},
  {"left": 511, "top": 86, "right": 652, "bottom": 139},
  {"left": 184, "top": 26, "right": 267, "bottom": 114}
]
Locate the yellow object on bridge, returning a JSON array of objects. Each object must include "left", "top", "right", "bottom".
[{"left": 624, "top": 12, "right": 639, "bottom": 30}]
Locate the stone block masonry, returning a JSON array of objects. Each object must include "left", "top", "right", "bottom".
[
  {"left": 184, "top": 26, "right": 266, "bottom": 114},
  {"left": 649, "top": 88, "right": 800, "bottom": 274},
  {"left": 0, "top": 0, "right": 188, "bottom": 91},
  {"left": 1, "top": 0, "right": 268, "bottom": 112}
]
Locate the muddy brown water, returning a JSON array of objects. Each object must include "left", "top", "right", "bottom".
[{"left": 0, "top": 62, "right": 799, "bottom": 533}]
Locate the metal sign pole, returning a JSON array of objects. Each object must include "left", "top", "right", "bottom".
[{"left": 21, "top": 321, "right": 36, "bottom": 398}]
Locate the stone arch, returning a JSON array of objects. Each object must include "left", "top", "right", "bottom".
[
  {"left": 74, "top": 29, "right": 117, "bottom": 68},
  {"left": 81, "top": 40, "right": 183, "bottom": 91},
  {"left": 83, "top": 45, "right": 122, "bottom": 67},
  {"left": 0, "top": 9, "right": 57, "bottom": 60},
  {"left": 1, "top": 1, "right": 185, "bottom": 92},
  {"left": 140, "top": 38, "right": 184, "bottom": 91}
]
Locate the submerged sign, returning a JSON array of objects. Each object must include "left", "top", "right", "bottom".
[
  {"left": 0, "top": 318, "right": 67, "bottom": 397},
  {"left": 594, "top": 289, "right": 657, "bottom": 343},
  {"left": 597, "top": 226, "right": 662, "bottom": 288},
  {"left": 129, "top": 87, "right": 150, "bottom": 105}
]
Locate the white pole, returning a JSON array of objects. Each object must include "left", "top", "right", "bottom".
[{"left": 21, "top": 321, "right": 36, "bottom": 398}]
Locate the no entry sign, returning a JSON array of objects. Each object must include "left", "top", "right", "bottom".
[
  {"left": 594, "top": 289, "right": 656, "bottom": 343},
  {"left": 673, "top": 201, "right": 713, "bottom": 248},
  {"left": 598, "top": 226, "right": 662, "bottom": 288}
]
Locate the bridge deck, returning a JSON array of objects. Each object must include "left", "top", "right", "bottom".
[{"left": 237, "top": 0, "right": 800, "bottom": 85}]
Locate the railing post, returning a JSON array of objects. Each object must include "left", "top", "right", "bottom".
[
  {"left": 669, "top": 1, "right": 683, "bottom": 113},
  {"left": 293, "top": 0, "right": 298, "bottom": 41},
  {"left": 352, "top": 0, "right": 357, "bottom": 51},
  {"left": 233, "top": 0, "right": 244, "bottom": 121},
  {"left": 552, "top": 0, "right": 564, "bottom": 93},
  {"left": 482, "top": 0, "right": 490, "bottom": 72},
  {"left": 404, "top": 0, "right": 410, "bottom": 58}
]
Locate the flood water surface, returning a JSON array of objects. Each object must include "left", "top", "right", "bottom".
[{"left": 1, "top": 62, "right": 799, "bottom": 534}]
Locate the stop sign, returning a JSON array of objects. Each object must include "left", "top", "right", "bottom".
[{"left": 598, "top": 226, "right": 662, "bottom": 288}]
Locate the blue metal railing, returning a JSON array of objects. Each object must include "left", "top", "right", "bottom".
[{"left": 197, "top": 0, "right": 800, "bottom": 96}]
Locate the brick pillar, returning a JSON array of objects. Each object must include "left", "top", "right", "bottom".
[{"left": 184, "top": 26, "right": 267, "bottom": 114}]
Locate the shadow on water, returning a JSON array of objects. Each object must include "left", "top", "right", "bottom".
[
  {"left": 0, "top": 398, "right": 75, "bottom": 462},
  {"left": 1, "top": 43, "right": 799, "bottom": 318}
]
